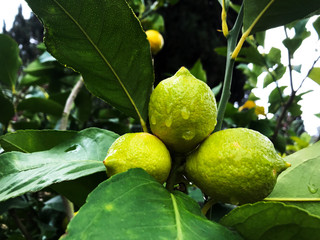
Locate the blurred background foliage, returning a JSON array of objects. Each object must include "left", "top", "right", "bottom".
[{"left": 0, "top": 0, "right": 319, "bottom": 239}]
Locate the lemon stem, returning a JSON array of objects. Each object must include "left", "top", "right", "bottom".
[
  {"left": 214, "top": 4, "right": 244, "bottom": 132},
  {"left": 231, "top": 0, "right": 275, "bottom": 59},
  {"left": 201, "top": 198, "right": 216, "bottom": 216},
  {"left": 166, "top": 154, "right": 185, "bottom": 192}
]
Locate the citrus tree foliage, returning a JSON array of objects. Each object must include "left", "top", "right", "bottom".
[{"left": 0, "top": 0, "right": 320, "bottom": 239}]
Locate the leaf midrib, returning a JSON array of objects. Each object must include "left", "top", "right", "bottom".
[
  {"left": 171, "top": 193, "right": 183, "bottom": 240},
  {"left": 51, "top": 0, "right": 143, "bottom": 121}
]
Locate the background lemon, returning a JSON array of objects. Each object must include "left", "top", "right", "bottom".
[
  {"left": 103, "top": 132, "right": 171, "bottom": 183},
  {"left": 145, "top": 29, "right": 164, "bottom": 55},
  {"left": 148, "top": 67, "right": 217, "bottom": 153},
  {"left": 185, "top": 128, "right": 290, "bottom": 205}
]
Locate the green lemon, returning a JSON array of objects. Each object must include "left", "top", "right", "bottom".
[
  {"left": 185, "top": 128, "right": 291, "bottom": 205},
  {"left": 148, "top": 67, "right": 217, "bottom": 153},
  {"left": 103, "top": 132, "right": 171, "bottom": 183}
]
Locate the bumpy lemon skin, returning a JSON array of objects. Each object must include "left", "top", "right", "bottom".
[
  {"left": 148, "top": 67, "right": 217, "bottom": 153},
  {"left": 146, "top": 30, "right": 164, "bottom": 55},
  {"left": 103, "top": 132, "right": 171, "bottom": 183},
  {"left": 185, "top": 128, "right": 290, "bottom": 205}
]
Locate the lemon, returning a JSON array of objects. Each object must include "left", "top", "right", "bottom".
[
  {"left": 103, "top": 132, "right": 171, "bottom": 183},
  {"left": 185, "top": 128, "right": 290, "bottom": 205},
  {"left": 145, "top": 29, "right": 164, "bottom": 55},
  {"left": 148, "top": 67, "right": 217, "bottom": 153}
]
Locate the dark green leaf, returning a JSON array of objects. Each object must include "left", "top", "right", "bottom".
[
  {"left": 17, "top": 97, "right": 64, "bottom": 116},
  {"left": 190, "top": 59, "right": 207, "bottom": 82},
  {"left": 313, "top": 16, "right": 320, "bottom": 39},
  {"left": 0, "top": 128, "right": 118, "bottom": 202},
  {"left": 50, "top": 172, "right": 107, "bottom": 207},
  {"left": 249, "top": 119, "right": 274, "bottom": 137},
  {"left": 0, "top": 129, "right": 77, "bottom": 152},
  {"left": 273, "top": 134, "right": 286, "bottom": 153},
  {"left": 268, "top": 86, "right": 286, "bottom": 114},
  {"left": 266, "top": 141, "right": 320, "bottom": 205},
  {"left": 141, "top": 13, "right": 165, "bottom": 32},
  {"left": 63, "top": 169, "right": 241, "bottom": 240},
  {"left": 244, "top": 0, "right": 320, "bottom": 34},
  {"left": 220, "top": 201, "right": 320, "bottom": 240},
  {"left": 315, "top": 113, "right": 320, "bottom": 119},
  {"left": 0, "top": 34, "right": 22, "bottom": 89},
  {"left": 0, "top": 91, "right": 14, "bottom": 125},
  {"left": 236, "top": 46, "right": 265, "bottom": 66},
  {"left": 283, "top": 38, "right": 304, "bottom": 57},
  {"left": 308, "top": 67, "right": 320, "bottom": 85},
  {"left": 25, "top": 0, "right": 154, "bottom": 122}
]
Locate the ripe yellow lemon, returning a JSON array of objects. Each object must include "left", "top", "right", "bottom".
[
  {"left": 148, "top": 67, "right": 217, "bottom": 153},
  {"left": 103, "top": 132, "right": 171, "bottom": 183},
  {"left": 146, "top": 29, "right": 164, "bottom": 55},
  {"left": 185, "top": 128, "right": 290, "bottom": 205}
]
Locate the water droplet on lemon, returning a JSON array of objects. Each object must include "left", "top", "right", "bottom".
[
  {"left": 182, "top": 130, "right": 195, "bottom": 140},
  {"left": 165, "top": 117, "right": 172, "bottom": 127},
  {"left": 181, "top": 107, "right": 190, "bottom": 120},
  {"left": 151, "top": 115, "right": 157, "bottom": 125}
]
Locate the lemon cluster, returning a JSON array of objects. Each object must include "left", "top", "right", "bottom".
[{"left": 103, "top": 67, "right": 290, "bottom": 204}]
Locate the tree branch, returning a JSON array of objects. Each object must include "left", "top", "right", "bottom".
[
  {"left": 59, "top": 77, "right": 84, "bottom": 131},
  {"left": 59, "top": 76, "right": 84, "bottom": 221}
]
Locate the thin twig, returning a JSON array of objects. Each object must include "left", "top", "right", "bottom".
[
  {"left": 9, "top": 209, "right": 32, "bottom": 240},
  {"left": 296, "top": 55, "right": 320, "bottom": 92},
  {"left": 59, "top": 77, "right": 84, "bottom": 130},
  {"left": 59, "top": 76, "right": 84, "bottom": 221}
]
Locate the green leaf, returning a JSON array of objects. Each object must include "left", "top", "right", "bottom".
[
  {"left": 220, "top": 201, "right": 320, "bottom": 240},
  {"left": 212, "top": 82, "right": 222, "bottom": 96},
  {"left": 313, "top": 16, "right": 320, "bottom": 39},
  {"left": 265, "top": 47, "right": 281, "bottom": 67},
  {"left": 268, "top": 86, "right": 286, "bottom": 114},
  {"left": 141, "top": 13, "right": 165, "bottom": 32},
  {"left": 25, "top": 0, "right": 154, "bottom": 122},
  {"left": 244, "top": 0, "right": 320, "bottom": 34},
  {"left": 236, "top": 46, "right": 265, "bottom": 66},
  {"left": 17, "top": 97, "right": 64, "bottom": 116},
  {"left": 266, "top": 141, "right": 320, "bottom": 214},
  {"left": 308, "top": 67, "right": 320, "bottom": 85},
  {"left": 0, "top": 128, "right": 118, "bottom": 202},
  {"left": 63, "top": 169, "right": 241, "bottom": 240},
  {"left": 0, "top": 129, "right": 77, "bottom": 152},
  {"left": 0, "top": 34, "right": 22, "bottom": 89},
  {"left": 0, "top": 91, "right": 14, "bottom": 126},
  {"left": 190, "top": 59, "right": 207, "bottom": 82},
  {"left": 315, "top": 113, "right": 320, "bottom": 119},
  {"left": 283, "top": 38, "right": 304, "bottom": 57}
]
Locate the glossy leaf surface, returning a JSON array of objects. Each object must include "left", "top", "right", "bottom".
[
  {"left": 25, "top": 0, "right": 154, "bottom": 121},
  {"left": 0, "top": 128, "right": 118, "bottom": 202},
  {"left": 221, "top": 202, "right": 320, "bottom": 240},
  {"left": 63, "top": 169, "right": 241, "bottom": 240},
  {"left": 244, "top": 0, "right": 320, "bottom": 34}
]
